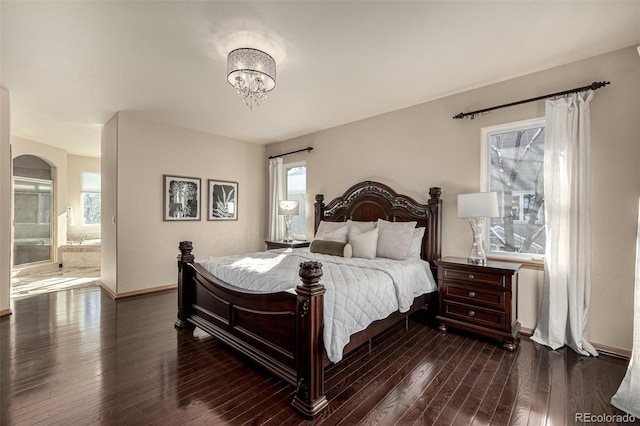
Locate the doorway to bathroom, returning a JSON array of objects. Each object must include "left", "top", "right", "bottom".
[
  {"left": 10, "top": 154, "right": 101, "bottom": 299},
  {"left": 12, "top": 156, "right": 54, "bottom": 267}
]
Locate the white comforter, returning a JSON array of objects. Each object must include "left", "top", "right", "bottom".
[{"left": 200, "top": 248, "right": 437, "bottom": 363}]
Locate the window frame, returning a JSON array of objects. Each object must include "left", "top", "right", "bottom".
[
  {"left": 283, "top": 160, "right": 307, "bottom": 241},
  {"left": 481, "top": 117, "right": 546, "bottom": 263}
]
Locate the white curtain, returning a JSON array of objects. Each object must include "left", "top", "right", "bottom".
[
  {"left": 610, "top": 199, "right": 640, "bottom": 417},
  {"left": 268, "top": 157, "right": 284, "bottom": 241},
  {"left": 531, "top": 90, "right": 598, "bottom": 357}
]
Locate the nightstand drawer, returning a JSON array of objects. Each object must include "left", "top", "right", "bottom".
[
  {"left": 443, "top": 283, "right": 505, "bottom": 310},
  {"left": 441, "top": 268, "right": 504, "bottom": 288},
  {"left": 443, "top": 301, "right": 505, "bottom": 330}
]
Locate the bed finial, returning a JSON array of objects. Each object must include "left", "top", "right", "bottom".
[
  {"left": 429, "top": 187, "right": 442, "bottom": 200},
  {"left": 179, "top": 241, "right": 193, "bottom": 257},
  {"left": 298, "top": 261, "right": 323, "bottom": 286}
]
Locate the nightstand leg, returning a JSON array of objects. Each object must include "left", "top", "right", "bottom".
[
  {"left": 437, "top": 322, "right": 448, "bottom": 332},
  {"left": 502, "top": 339, "right": 519, "bottom": 352}
]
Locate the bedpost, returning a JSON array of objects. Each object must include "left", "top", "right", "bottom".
[
  {"left": 427, "top": 187, "right": 443, "bottom": 274},
  {"left": 314, "top": 194, "right": 324, "bottom": 234},
  {"left": 175, "top": 241, "right": 195, "bottom": 329},
  {"left": 292, "top": 261, "right": 328, "bottom": 418}
]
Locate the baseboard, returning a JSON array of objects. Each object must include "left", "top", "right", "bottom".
[
  {"left": 0, "top": 308, "right": 12, "bottom": 318},
  {"left": 98, "top": 282, "right": 177, "bottom": 300},
  {"left": 98, "top": 281, "right": 117, "bottom": 299},
  {"left": 520, "top": 326, "right": 631, "bottom": 360}
]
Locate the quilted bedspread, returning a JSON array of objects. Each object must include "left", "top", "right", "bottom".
[{"left": 200, "top": 248, "right": 437, "bottom": 363}]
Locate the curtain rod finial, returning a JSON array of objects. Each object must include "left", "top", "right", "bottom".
[{"left": 589, "top": 81, "right": 610, "bottom": 90}]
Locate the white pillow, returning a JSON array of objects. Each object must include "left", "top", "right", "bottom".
[
  {"left": 407, "top": 227, "right": 425, "bottom": 259},
  {"left": 349, "top": 227, "right": 379, "bottom": 260},
  {"left": 347, "top": 219, "right": 376, "bottom": 242},
  {"left": 376, "top": 219, "right": 417, "bottom": 260},
  {"left": 315, "top": 221, "right": 348, "bottom": 243}
]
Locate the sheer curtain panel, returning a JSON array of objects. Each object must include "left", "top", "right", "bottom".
[
  {"left": 531, "top": 90, "right": 598, "bottom": 357},
  {"left": 611, "top": 199, "right": 640, "bottom": 417},
  {"left": 268, "top": 157, "right": 284, "bottom": 241}
]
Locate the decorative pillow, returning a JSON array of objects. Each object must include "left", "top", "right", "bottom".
[
  {"left": 309, "top": 240, "right": 352, "bottom": 258},
  {"left": 315, "top": 221, "right": 348, "bottom": 243},
  {"left": 349, "top": 227, "right": 379, "bottom": 260},
  {"left": 407, "top": 227, "right": 425, "bottom": 259},
  {"left": 347, "top": 219, "right": 376, "bottom": 242},
  {"left": 375, "top": 219, "right": 417, "bottom": 260}
]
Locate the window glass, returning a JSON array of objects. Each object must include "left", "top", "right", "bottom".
[
  {"left": 483, "top": 120, "right": 545, "bottom": 256},
  {"left": 285, "top": 163, "right": 306, "bottom": 238},
  {"left": 81, "top": 172, "right": 101, "bottom": 225},
  {"left": 82, "top": 193, "right": 101, "bottom": 225}
]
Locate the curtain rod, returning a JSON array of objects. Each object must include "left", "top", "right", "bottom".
[
  {"left": 268, "top": 147, "right": 314, "bottom": 159},
  {"left": 452, "top": 81, "right": 610, "bottom": 120}
]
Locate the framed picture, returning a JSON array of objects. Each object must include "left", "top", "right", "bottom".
[
  {"left": 208, "top": 180, "right": 238, "bottom": 221},
  {"left": 163, "top": 175, "right": 201, "bottom": 221}
]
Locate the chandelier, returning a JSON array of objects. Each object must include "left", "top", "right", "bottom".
[{"left": 227, "top": 48, "right": 276, "bottom": 110}]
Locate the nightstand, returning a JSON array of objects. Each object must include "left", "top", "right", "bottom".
[
  {"left": 435, "top": 257, "right": 522, "bottom": 351},
  {"left": 265, "top": 240, "right": 311, "bottom": 250}
]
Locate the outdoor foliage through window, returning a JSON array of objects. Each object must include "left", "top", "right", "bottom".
[
  {"left": 485, "top": 121, "right": 545, "bottom": 256},
  {"left": 82, "top": 193, "right": 101, "bottom": 225}
]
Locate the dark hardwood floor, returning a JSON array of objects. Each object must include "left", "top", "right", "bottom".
[{"left": 1, "top": 286, "right": 636, "bottom": 425}]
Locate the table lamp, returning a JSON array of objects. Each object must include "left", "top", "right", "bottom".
[
  {"left": 278, "top": 200, "right": 299, "bottom": 242},
  {"left": 458, "top": 192, "right": 499, "bottom": 265}
]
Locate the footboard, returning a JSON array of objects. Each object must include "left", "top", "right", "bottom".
[{"left": 174, "top": 241, "right": 328, "bottom": 417}]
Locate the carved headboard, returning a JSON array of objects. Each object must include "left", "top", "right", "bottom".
[{"left": 313, "top": 181, "right": 442, "bottom": 266}]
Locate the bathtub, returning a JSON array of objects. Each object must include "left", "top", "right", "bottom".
[{"left": 59, "top": 240, "right": 101, "bottom": 268}]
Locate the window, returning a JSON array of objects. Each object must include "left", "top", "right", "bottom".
[
  {"left": 482, "top": 119, "right": 545, "bottom": 257},
  {"left": 81, "top": 172, "right": 101, "bottom": 225},
  {"left": 284, "top": 162, "right": 306, "bottom": 238}
]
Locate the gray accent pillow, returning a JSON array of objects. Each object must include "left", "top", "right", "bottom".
[{"left": 309, "top": 240, "right": 352, "bottom": 258}]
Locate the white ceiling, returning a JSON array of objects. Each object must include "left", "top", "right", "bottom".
[{"left": 1, "top": 1, "right": 639, "bottom": 157}]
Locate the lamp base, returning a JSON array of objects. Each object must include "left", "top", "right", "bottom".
[
  {"left": 467, "top": 217, "right": 488, "bottom": 265},
  {"left": 283, "top": 215, "right": 293, "bottom": 242}
]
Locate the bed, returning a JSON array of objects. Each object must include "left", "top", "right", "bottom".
[{"left": 174, "top": 180, "right": 442, "bottom": 418}]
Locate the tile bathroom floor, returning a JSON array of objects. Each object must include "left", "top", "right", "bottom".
[{"left": 10, "top": 266, "right": 100, "bottom": 299}]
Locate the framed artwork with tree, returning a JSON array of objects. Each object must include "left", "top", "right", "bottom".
[
  {"left": 208, "top": 180, "right": 238, "bottom": 221},
  {"left": 163, "top": 175, "right": 201, "bottom": 221}
]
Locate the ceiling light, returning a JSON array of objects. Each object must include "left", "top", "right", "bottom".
[{"left": 227, "top": 48, "right": 276, "bottom": 110}]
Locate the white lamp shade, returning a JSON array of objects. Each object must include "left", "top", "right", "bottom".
[
  {"left": 278, "top": 200, "right": 299, "bottom": 215},
  {"left": 458, "top": 192, "right": 499, "bottom": 218}
]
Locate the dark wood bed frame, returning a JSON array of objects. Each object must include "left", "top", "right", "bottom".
[{"left": 174, "top": 181, "right": 442, "bottom": 418}]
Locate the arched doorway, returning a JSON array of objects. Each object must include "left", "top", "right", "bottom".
[{"left": 12, "top": 155, "right": 54, "bottom": 267}]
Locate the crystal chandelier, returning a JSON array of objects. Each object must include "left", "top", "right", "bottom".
[{"left": 227, "top": 48, "right": 276, "bottom": 110}]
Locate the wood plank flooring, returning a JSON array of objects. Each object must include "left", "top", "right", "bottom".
[{"left": 1, "top": 286, "right": 636, "bottom": 425}]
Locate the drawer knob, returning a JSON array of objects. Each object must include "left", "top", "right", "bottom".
[
  {"left": 468, "top": 274, "right": 475, "bottom": 280},
  {"left": 468, "top": 291, "right": 476, "bottom": 298},
  {"left": 468, "top": 310, "right": 475, "bottom": 317}
]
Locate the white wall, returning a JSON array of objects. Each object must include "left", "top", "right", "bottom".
[
  {"left": 266, "top": 46, "right": 640, "bottom": 352},
  {"left": 101, "top": 114, "right": 118, "bottom": 295},
  {"left": 0, "top": 87, "right": 11, "bottom": 315},
  {"left": 106, "top": 113, "right": 266, "bottom": 295}
]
